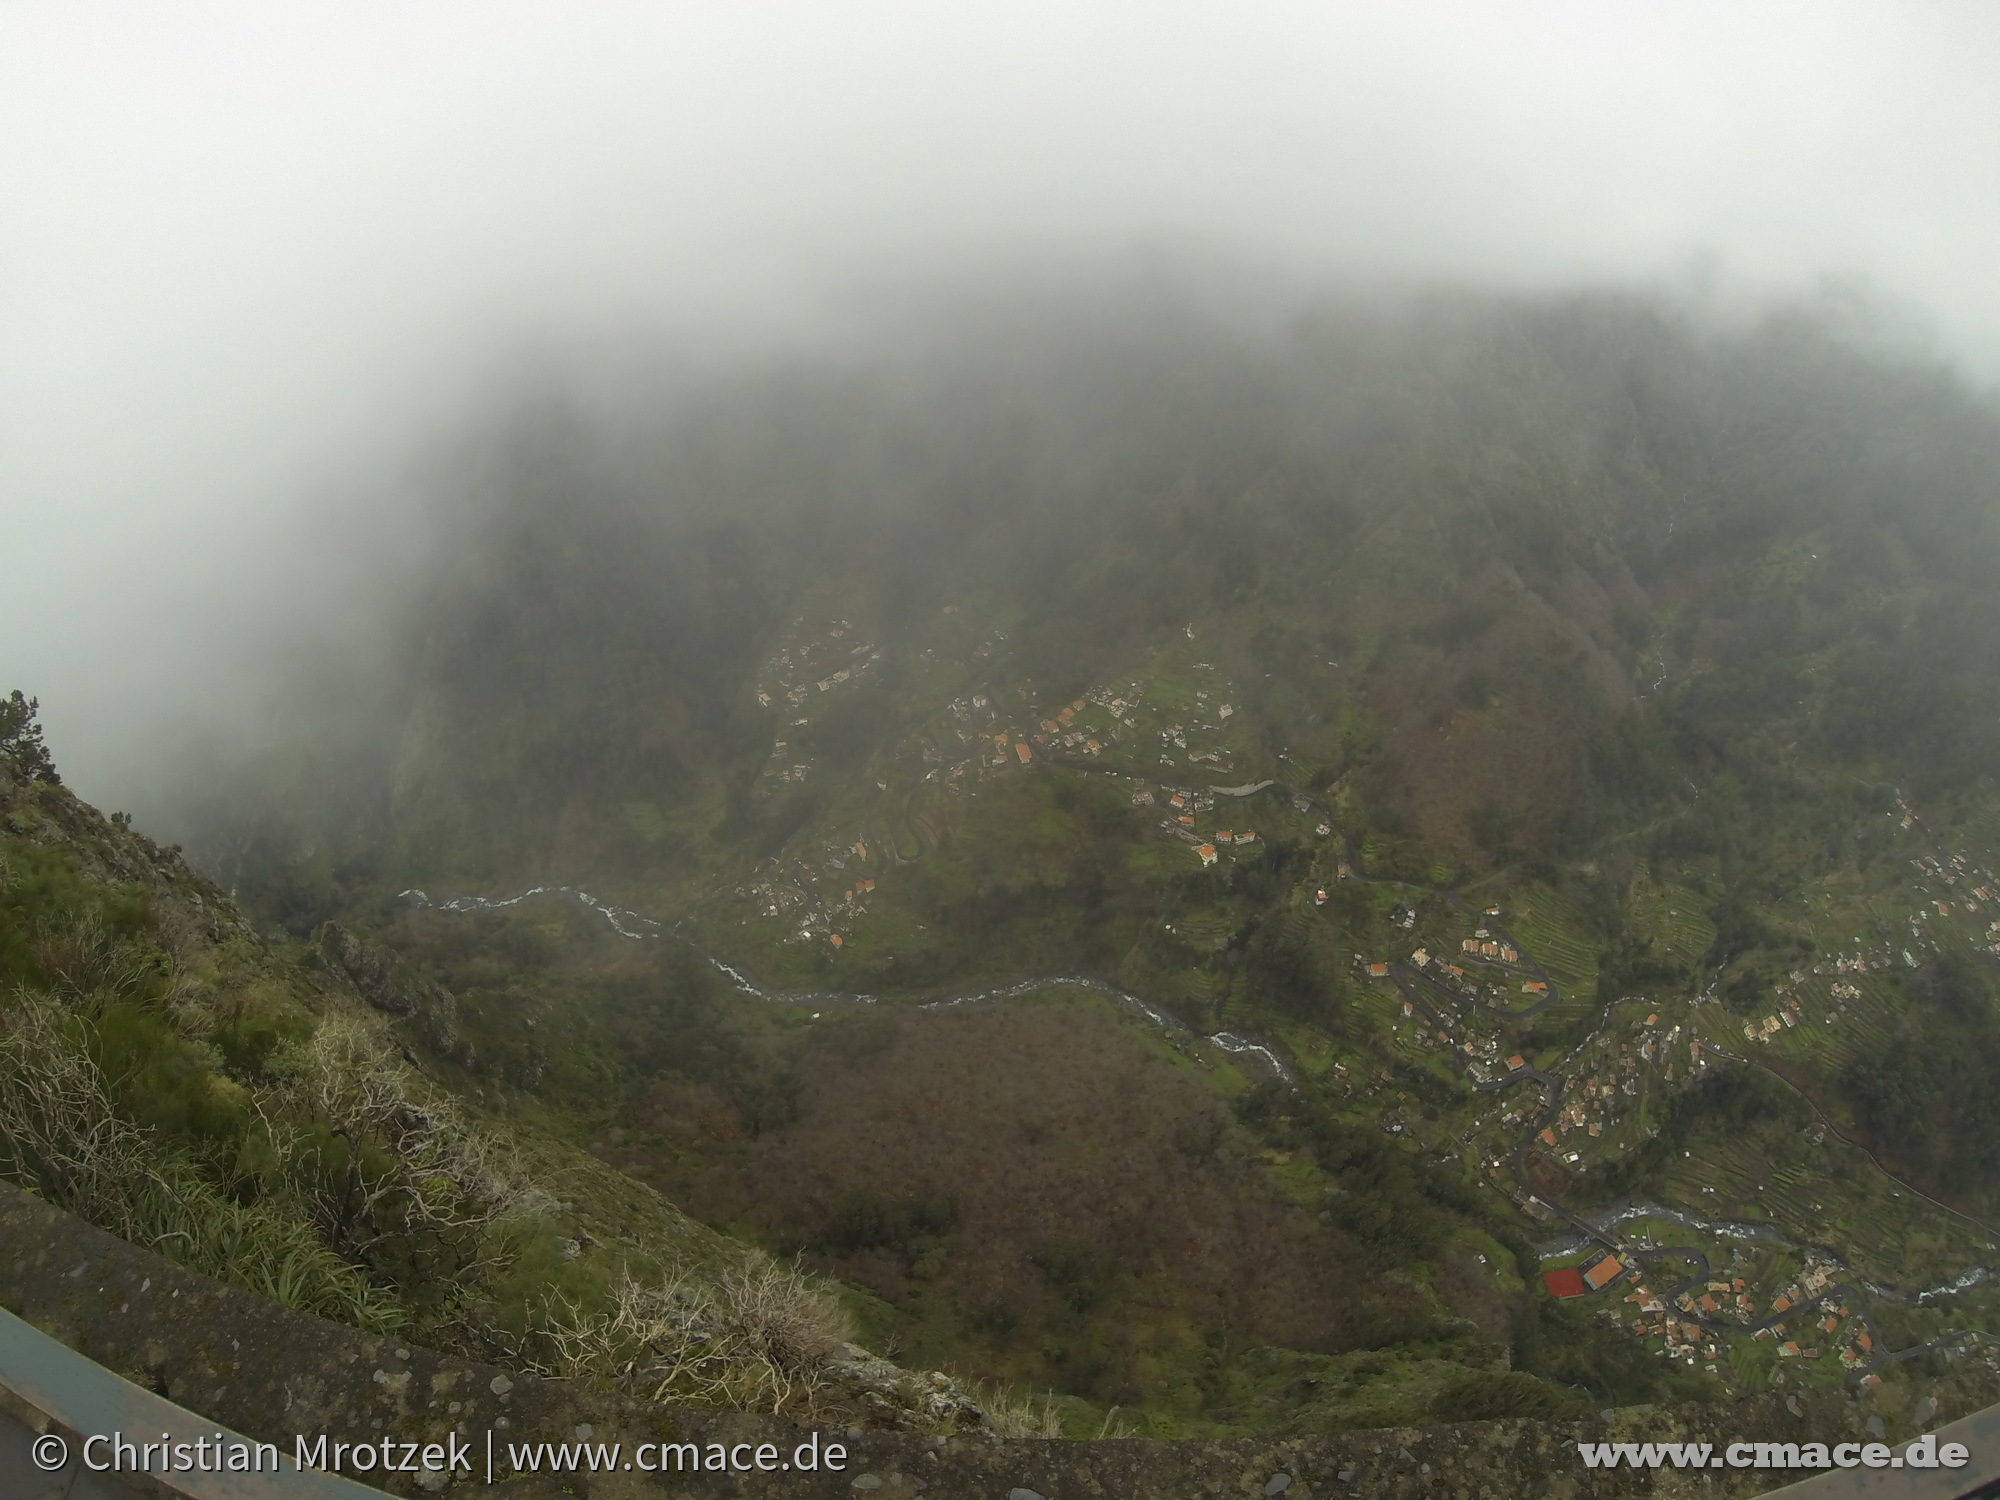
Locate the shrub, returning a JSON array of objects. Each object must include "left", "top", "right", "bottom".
[
  {"left": 0, "top": 691, "right": 59, "bottom": 784},
  {"left": 521, "top": 1257, "right": 855, "bottom": 1417}
]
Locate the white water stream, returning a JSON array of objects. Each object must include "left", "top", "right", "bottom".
[{"left": 398, "top": 884, "right": 1295, "bottom": 1082}]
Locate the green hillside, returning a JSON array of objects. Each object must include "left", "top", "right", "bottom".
[
  {"left": 0, "top": 698, "right": 985, "bottom": 1430},
  {"left": 136, "top": 285, "right": 2000, "bottom": 1433}
]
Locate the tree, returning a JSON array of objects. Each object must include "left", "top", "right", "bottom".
[{"left": 0, "top": 691, "right": 59, "bottom": 785}]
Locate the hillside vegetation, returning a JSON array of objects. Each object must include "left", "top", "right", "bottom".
[
  {"left": 139, "top": 284, "right": 2000, "bottom": 1433},
  {"left": 0, "top": 700, "right": 995, "bottom": 1428}
]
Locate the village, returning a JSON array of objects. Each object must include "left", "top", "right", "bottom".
[
  {"left": 1335, "top": 952, "right": 1941, "bottom": 1395},
  {"left": 731, "top": 613, "right": 1278, "bottom": 952},
  {"left": 736, "top": 831, "right": 883, "bottom": 952},
  {"left": 720, "top": 615, "right": 2000, "bottom": 1398},
  {"left": 750, "top": 616, "right": 883, "bottom": 788},
  {"left": 1311, "top": 791, "right": 2000, "bottom": 1396},
  {"left": 1536, "top": 1245, "right": 1886, "bottom": 1386},
  {"left": 1283, "top": 867, "right": 1966, "bottom": 1400}
]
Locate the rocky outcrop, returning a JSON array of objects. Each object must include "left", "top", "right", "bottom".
[
  {"left": 0, "top": 756, "right": 254, "bottom": 948},
  {"left": 314, "top": 922, "right": 439, "bottom": 1019},
  {"left": 824, "top": 1344, "right": 987, "bottom": 1430},
  {"left": 312, "top": 920, "right": 468, "bottom": 1065}
]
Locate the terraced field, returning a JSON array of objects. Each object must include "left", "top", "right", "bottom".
[
  {"left": 1504, "top": 883, "right": 1600, "bottom": 996},
  {"left": 1665, "top": 1129, "right": 1989, "bottom": 1290},
  {"left": 1623, "top": 873, "right": 1716, "bottom": 971},
  {"left": 1753, "top": 979, "right": 1880, "bottom": 1077}
]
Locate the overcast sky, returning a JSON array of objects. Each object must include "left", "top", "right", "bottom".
[{"left": 6, "top": 2, "right": 2000, "bottom": 801}]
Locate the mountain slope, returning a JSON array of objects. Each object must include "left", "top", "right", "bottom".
[
  {"left": 153, "top": 283, "right": 2000, "bottom": 1431},
  {"left": 0, "top": 707, "right": 986, "bottom": 1429}
]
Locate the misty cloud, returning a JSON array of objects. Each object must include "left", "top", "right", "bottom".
[{"left": 5, "top": 2, "right": 2000, "bottom": 800}]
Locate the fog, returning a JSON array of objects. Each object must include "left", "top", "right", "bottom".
[{"left": 6, "top": 2, "right": 2000, "bottom": 805}]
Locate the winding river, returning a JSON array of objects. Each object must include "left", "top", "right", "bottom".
[{"left": 401, "top": 769, "right": 1992, "bottom": 1387}]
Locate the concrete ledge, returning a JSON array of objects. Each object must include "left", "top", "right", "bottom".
[
  {"left": 8, "top": 1182, "right": 2000, "bottom": 1498},
  {"left": 1758, "top": 1402, "right": 2000, "bottom": 1499},
  {"left": 0, "top": 1182, "right": 780, "bottom": 1498},
  {"left": 0, "top": 1305, "right": 387, "bottom": 1499}
]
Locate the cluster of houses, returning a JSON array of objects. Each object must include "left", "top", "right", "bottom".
[
  {"left": 1370, "top": 922, "right": 1548, "bottom": 1011},
  {"left": 1386, "top": 991, "right": 1454, "bottom": 1054},
  {"left": 1909, "top": 849, "right": 1996, "bottom": 902},
  {"left": 1438, "top": 926, "right": 1557, "bottom": 1006},
  {"left": 1108, "top": 781, "right": 1267, "bottom": 867},
  {"left": 1744, "top": 996, "right": 1806, "bottom": 1043},
  {"left": 1318, "top": 852, "right": 1948, "bottom": 1392},
  {"left": 1156, "top": 710, "right": 1234, "bottom": 768},
  {"left": 1037, "top": 702, "right": 1105, "bottom": 757},
  {"left": 1085, "top": 683, "right": 1146, "bottom": 725},
  {"left": 752, "top": 651, "right": 1221, "bottom": 922},
  {"left": 1632, "top": 1013, "right": 1706, "bottom": 1081},
  {"left": 1746, "top": 1290, "right": 1844, "bottom": 1363},
  {"left": 1072, "top": 673, "right": 1243, "bottom": 773},
  {"left": 1354, "top": 921, "right": 1550, "bottom": 1034},
  {"left": 1603, "top": 1258, "right": 1873, "bottom": 1377},
  {"left": 739, "top": 829, "right": 887, "bottom": 950},
  {"left": 1765, "top": 946, "right": 1900, "bottom": 1033},
  {"left": 1736, "top": 835, "right": 2000, "bottom": 1044},
  {"left": 1193, "top": 829, "right": 1261, "bottom": 866},
  {"left": 745, "top": 625, "right": 1158, "bottom": 945},
  {"left": 1353, "top": 950, "right": 1530, "bottom": 1093},
  {"left": 749, "top": 621, "right": 889, "bottom": 790},
  {"left": 1456, "top": 1032, "right": 1507, "bottom": 1079},
  {"left": 754, "top": 620, "right": 879, "bottom": 712},
  {"left": 921, "top": 679, "right": 1141, "bottom": 783},
  {"left": 760, "top": 738, "right": 815, "bottom": 785},
  {"left": 746, "top": 649, "right": 1276, "bottom": 946},
  {"left": 1354, "top": 943, "right": 1523, "bottom": 1084},
  {"left": 1506, "top": 1009, "right": 1711, "bottom": 1165},
  {"left": 1905, "top": 848, "right": 2000, "bottom": 957},
  {"left": 1620, "top": 1275, "right": 1727, "bottom": 1370},
  {"left": 1552, "top": 1234, "right": 1892, "bottom": 1381},
  {"left": 896, "top": 658, "right": 1257, "bottom": 833},
  {"left": 909, "top": 692, "right": 1076, "bottom": 782}
]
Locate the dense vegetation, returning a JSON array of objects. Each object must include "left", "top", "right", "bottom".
[{"left": 1844, "top": 952, "right": 2000, "bottom": 1194}]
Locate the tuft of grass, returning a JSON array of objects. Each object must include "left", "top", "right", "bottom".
[
  {"left": 975, "top": 1384, "right": 1133, "bottom": 1439},
  {"left": 515, "top": 1256, "right": 856, "bottom": 1418},
  {"left": 0, "top": 983, "right": 407, "bottom": 1328},
  {"left": 978, "top": 1385, "right": 1065, "bottom": 1439}
]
